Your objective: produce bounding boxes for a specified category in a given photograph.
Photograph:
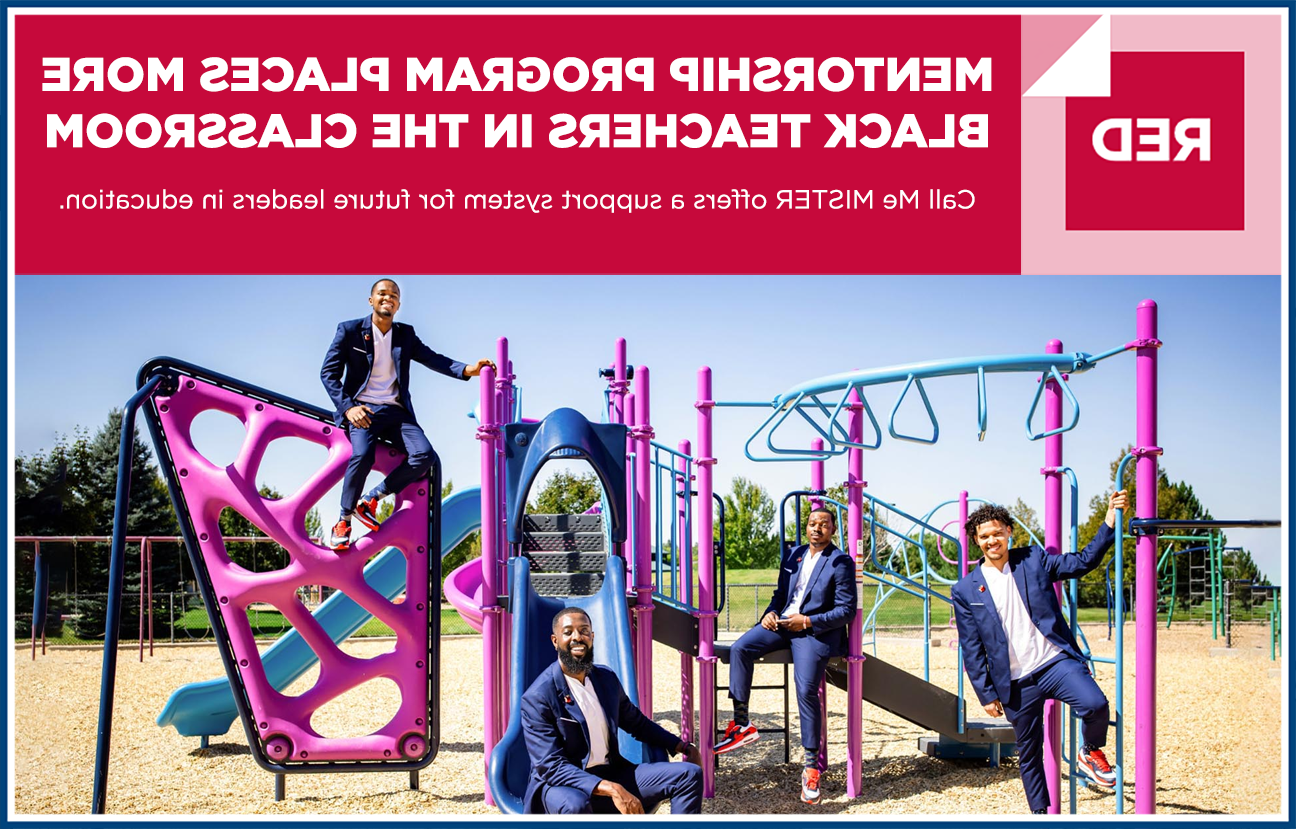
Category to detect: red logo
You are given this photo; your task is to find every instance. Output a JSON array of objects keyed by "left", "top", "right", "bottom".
[{"left": 1065, "top": 52, "right": 1243, "bottom": 230}]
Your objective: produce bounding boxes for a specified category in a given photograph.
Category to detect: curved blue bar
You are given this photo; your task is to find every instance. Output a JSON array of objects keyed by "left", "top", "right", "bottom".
[
  {"left": 1025, "top": 365, "right": 1082, "bottom": 441},
  {"left": 504, "top": 408, "right": 629, "bottom": 544},
  {"left": 976, "top": 366, "right": 988, "bottom": 441},
  {"left": 887, "top": 375, "right": 939, "bottom": 445},
  {"left": 773, "top": 352, "right": 1096, "bottom": 407}
]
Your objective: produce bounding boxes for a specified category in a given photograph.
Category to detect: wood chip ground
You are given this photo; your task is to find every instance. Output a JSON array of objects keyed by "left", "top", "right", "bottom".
[{"left": 13, "top": 624, "right": 1282, "bottom": 816}]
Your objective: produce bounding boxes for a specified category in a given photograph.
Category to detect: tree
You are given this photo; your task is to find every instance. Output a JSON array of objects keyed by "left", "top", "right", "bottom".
[
  {"left": 722, "top": 477, "right": 778, "bottom": 569},
  {"left": 1074, "top": 447, "right": 1269, "bottom": 608},
  {"left": 14, "top": 432, "right": 97, "bottom": 637},
  {"left": 63, "top": 410, "right": 179, "bottom": 638},
  {"left": 529, "top": 469, "right": 603, "bottom": 515},
  {"left": 1008, "top": 497, "right": 1044, "bottom": 550},
  {"left": 218, "top": 485, "right": 289, "bottom": 573}
]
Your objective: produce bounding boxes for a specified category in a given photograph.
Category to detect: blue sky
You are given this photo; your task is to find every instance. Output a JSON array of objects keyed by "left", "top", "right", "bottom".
[{"left": 12, "top": 275, "right": 1285, "bottom": 580}]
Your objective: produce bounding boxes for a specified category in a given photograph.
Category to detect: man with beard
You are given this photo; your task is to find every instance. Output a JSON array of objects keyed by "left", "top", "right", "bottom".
[
  {"left": 519, "top": 608, "right": 703, "bottom": 814},
  {"left": 320, "top": 279, "right": 494, "bottom": 551}
]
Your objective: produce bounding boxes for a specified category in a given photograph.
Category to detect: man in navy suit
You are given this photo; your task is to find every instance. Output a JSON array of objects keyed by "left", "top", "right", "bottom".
[
  {"left": 952, "top": 490, "right": 1129, "bottom": 813},
  {"left": 715, "top": 507, "right": 857, "bottom": 805},
  {"left": 320, "top": 279, "right": 494, "bottom": 550},
  {"left": 520, "top": 608, "right": 703, "bottom": 814}
]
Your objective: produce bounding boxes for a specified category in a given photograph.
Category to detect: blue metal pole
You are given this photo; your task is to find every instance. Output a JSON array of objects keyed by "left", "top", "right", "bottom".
[{"left": 92, "top": 374, "right": 164, "bottom": 814}]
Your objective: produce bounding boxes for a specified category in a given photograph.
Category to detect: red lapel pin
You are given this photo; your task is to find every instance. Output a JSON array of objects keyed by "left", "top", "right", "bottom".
[{"left": 978, "top": 585, "right": 986, "bottom": 593}]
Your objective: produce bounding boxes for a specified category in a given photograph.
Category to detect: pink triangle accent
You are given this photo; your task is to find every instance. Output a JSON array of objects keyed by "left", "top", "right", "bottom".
[{"left": 1021, "top": 15, "right": 1103, "bottom": 95}]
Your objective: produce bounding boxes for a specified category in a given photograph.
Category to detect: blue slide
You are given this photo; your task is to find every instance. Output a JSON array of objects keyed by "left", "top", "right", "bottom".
[
  {"left": 486, "top": 555, "right": 664, "bottom": 813},
  {"left": 156, "top": 487, "right": 483, "bottom": 738}
]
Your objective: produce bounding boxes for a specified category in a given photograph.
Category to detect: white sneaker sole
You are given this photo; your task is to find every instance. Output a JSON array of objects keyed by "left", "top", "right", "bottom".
[
  {"left": 714, "top": 731, "right": 760, "bottom": 755},
  {"left": 801, "top": 783, "right": 821, "bottom": 804},
  {"left": 1078, "top": 763, "right": 1117, "bottom": 788}
]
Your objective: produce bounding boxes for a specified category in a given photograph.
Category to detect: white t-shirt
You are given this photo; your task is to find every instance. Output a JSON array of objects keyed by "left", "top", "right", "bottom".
[
  {"left": 980, "top": 561, "right": 1062, "bottom": 680},
  {"left": 356, "top": 324, "right": 401, "bottom": 406},
  {"left": 782, "top": 548, "right": 823, "bottom": 618},
  {"left": 564, "top": 672, "right": 611, "bottom": 767}
]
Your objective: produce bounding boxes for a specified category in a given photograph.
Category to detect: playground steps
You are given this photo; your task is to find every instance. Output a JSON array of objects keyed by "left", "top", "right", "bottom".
[
  {"left": 523, "top": 514, "right": 607, "bottom": 597},
  {"left": 825, "top": 653, "right": 1015, "bottom": 746}
]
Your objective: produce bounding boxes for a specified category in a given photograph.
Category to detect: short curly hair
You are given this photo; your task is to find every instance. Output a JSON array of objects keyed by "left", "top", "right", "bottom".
[{"left": 965, "top": 503, "right": 1015, "bottom": 540}]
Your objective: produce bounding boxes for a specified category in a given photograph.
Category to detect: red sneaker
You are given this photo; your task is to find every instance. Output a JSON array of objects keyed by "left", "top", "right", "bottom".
[
  {"left": 801, "top": 767, "right": 822, "bottom": 804},
  {"left": 328, "top": 520, "right": 351, "bottom": 551},
  {"left": 714, "top": 720, "right": 759, "bottom": 755},
  {"left": 1078, "top": 748, "right": 1117, "bottom": 788},
  {"left": 354, "top": 497, "right": 382, "bottom": 531}
]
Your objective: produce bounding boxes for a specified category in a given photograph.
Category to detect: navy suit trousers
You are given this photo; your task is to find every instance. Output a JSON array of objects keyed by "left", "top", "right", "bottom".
[
  {"left": 728, "top": 625, "right": 830, "bottom": 751},
  {"left": 540, "top": 761, "right": 702, "bottom": 814},
  {"left": 1002, "top": 654, "right": 1111, "bottom": 811},
  {"left": 341, "top": 404, "right": 434, "bottom": 513}
]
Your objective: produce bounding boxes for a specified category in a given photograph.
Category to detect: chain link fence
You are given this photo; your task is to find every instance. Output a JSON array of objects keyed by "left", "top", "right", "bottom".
[
  {"left": 20, "top": 583, "right": 1273, "bottom": 648},
  {"left": 17, "top": 591, "right": 476, "bottom": 646}
]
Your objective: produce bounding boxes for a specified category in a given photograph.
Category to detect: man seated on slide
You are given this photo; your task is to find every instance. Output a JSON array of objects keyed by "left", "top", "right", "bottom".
[
  {"left": 714, "top": 507, "right": 857, "bottom": 805},
  {"left": 951, "top": 490, "right": 1129, "bottom": 814},
  {"left": 520, "top": 608, "right": 703, "bottom": 814}
]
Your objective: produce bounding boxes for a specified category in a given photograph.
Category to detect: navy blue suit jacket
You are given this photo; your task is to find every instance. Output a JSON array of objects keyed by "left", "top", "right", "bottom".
[
  {"left": 764, "top": 542, "right": 858, "bottom": 657},
  {"left": 520, "top": 661, "right": 679, "bottom": 814},
  {"left": 320, "top": 316, "right": 467, "bottom": 426},
  {"left": 951, "top": 522, "right": 1116, "bottom": 707}
]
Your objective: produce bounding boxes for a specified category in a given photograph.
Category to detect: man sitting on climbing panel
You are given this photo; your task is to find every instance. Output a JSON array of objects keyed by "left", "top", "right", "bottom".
[
  {"left": 714, "top": 507, "right": 857, "bottom": 805},
  {"left": 520, "top": 607, "right": 703, "bottom": 814},
  {"left": 951, "top": 490, "right": 1128, "bottom": 814},
  {"left": 320, "top": 278, "right": 494, "bottom": 551}
]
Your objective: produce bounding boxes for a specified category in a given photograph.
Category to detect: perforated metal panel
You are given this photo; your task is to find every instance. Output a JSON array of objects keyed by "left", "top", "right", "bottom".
[
  {"left": 524, "top": 514, "right": 604, "bottom": 533},
  {"left": 522, "top": 532, "right": 604, "bottom": 552},
  {"left": 530, "top": 573, "right": 604, "bottom": 597},
  {"left": 526, "top": 552, "right": 608, "bottom": 573}
]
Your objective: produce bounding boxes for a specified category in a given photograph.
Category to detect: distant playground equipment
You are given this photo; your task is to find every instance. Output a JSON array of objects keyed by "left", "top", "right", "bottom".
[
  {"left": 1100, "top": 528, "right": 1281, "bottom": 657},
  {"left": 80, "top": 301, "right": 1281, "bottom": 816}
]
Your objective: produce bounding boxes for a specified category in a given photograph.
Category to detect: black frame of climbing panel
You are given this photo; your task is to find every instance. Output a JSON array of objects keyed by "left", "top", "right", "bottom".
[{"left": 135, "top": 357, "right": 441, "bottom": 778}]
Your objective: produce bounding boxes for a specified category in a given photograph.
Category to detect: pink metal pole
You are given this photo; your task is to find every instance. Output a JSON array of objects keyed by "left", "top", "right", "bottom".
[
  {"left": 1135, "top": 300, "right": 1160, "bottom": 814},
  {"left": 31, "top": 541, "right": 39, "bottom": 660},
  {"left": 810, "top": 439, "right": 825, "bottom": 509},
  {"left": 959, "top": 491, "right": 969, "bottom": 578},
  {"left": 476, "top": 364, "right": 500, "bottom": 806},
  {"left": 845, "top": 390, "right": 865, "bottom": 797},
  {"left": 633, "top": 366, "right": 654, "bottom": 715},
  {"left": 139, "top": 540, "right": 146, "bottom": 663},
  {"left": 677, "top": 438, "right": 694, "bottom": 744},
  {"left": 696, "top": 368, "right": 718, "bottom": 797},
  {"left": 810, "top": 438, "right": 828, "bottom": 771},
  {"left": 496, "top": 341, "right": 512, "bottom": 737},
  {"left": 612, "top": 338, "right": 628, "bottom": 425},
  {"left": 1043, "top": 339, "right": 1064, "bottom": 813},
  {"left": 626, "top": 389, "right": 637, "bottom": 570},
  {"left": 147, "top": 539, "right": 154, "bottom": 657}
]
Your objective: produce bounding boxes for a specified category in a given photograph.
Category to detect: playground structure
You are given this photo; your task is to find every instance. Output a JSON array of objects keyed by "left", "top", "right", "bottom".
[{"left": 79, "top": 299, "right": 1283, "bottom": 816}]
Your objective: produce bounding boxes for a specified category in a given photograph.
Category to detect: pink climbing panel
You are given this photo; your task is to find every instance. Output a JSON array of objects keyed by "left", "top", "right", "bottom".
[{"left": 154, "top": 376, "right": 431, "bottom": 763}]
